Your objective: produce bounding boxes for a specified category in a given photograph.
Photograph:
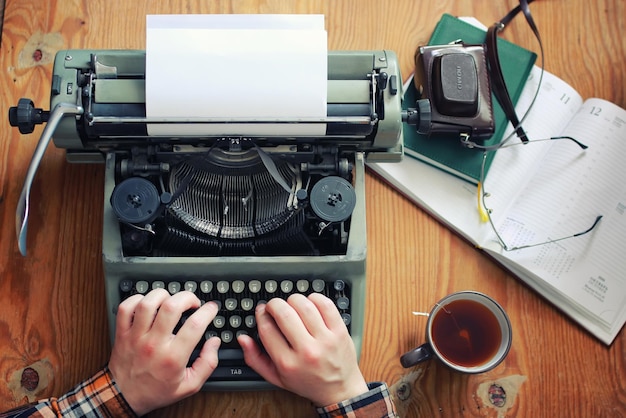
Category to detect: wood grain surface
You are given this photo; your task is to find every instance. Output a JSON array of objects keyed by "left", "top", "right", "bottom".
[{"left": 0, "top": 0, "right": 624, "bottom": 417}]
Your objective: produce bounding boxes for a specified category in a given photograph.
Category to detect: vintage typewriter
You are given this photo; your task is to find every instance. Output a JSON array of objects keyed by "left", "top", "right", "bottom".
[{"left": 9, "top": 48, "right": 403, "bottom": 389}]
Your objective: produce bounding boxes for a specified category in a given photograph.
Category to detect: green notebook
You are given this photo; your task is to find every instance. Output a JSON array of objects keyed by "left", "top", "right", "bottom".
[{"left": 402, "top": 14, "right": 537, "bottom": 183}]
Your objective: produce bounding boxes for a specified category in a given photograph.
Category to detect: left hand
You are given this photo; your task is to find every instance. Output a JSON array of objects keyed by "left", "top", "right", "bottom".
[{"left": 109, "top": 289, "right": 221, "bottom": 416}]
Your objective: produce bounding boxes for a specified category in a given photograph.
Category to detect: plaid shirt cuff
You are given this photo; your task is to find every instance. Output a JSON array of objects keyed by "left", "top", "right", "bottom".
[
  {"left": 316, "top": 382, "right": 398, "bottom": 418},
  {"left": 52, "top": 366, "right": 138, "bottom": 417},
  {"left": 8, "top": 367, "right": 139, "bottom": 418}
]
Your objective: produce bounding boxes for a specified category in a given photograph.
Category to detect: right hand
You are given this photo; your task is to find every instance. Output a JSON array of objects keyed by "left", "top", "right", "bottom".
[{"left": 237, "top": 293, "right": 369, "bottom": 407}]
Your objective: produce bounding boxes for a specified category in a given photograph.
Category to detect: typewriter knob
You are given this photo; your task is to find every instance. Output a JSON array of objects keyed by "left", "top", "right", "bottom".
[
  {"left": 296, "top": 188, "right": 308, "bottom": 202},
  {"left": 310, "top": 176, "right": 356, "bottom": 223},
  {"left": 8, "top": 98, "right": 49, "bottom": 134},
  {"left": 402, "top": 98, "right": 432, "bottom": 135}
]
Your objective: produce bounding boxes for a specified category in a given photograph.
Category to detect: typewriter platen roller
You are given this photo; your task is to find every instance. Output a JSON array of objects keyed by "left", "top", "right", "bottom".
[{"left": 9, "top": 49, "right": 404, "bottom": 390}]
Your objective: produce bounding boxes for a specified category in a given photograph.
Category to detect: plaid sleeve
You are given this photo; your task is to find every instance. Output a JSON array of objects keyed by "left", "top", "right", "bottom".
[
  {"left": 316, "top": 382, "right": 398, "bottom": 418},
  {"left": 0, "top": 367, "right": 138, "bottom": 418}
]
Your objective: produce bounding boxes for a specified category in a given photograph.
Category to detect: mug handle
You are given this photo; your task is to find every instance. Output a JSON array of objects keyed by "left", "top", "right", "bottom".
[{"left": 400, "top": 343, "right": 434, "bottom": 368}]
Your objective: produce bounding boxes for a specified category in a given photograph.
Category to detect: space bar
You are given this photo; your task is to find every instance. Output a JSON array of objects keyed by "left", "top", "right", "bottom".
[
  {"left": 190, "top": 348, "right": 245, "bottom": 364},
  {"left": 208, "top": 366, "right": 263, "bottom": 381}
]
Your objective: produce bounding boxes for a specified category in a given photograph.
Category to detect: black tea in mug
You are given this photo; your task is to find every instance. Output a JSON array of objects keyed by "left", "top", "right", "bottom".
[
  {"left": 431, "top": 299, "right": 502, "bottom": 368},
  {"left": 401, "top": 291, "right": 512, "bottom": 373}
]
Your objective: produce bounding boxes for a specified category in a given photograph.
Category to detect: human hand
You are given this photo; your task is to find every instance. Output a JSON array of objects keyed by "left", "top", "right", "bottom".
[
  {"left": 237, "top": 293, "right": 369, "bottom": 407},
  {"left": 109, "top": 289, "right": 221, "bottom": 416}
]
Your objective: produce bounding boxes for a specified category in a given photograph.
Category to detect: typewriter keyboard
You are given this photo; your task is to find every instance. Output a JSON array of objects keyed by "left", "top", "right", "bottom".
[{"left": 118, "top": 278, "right": 352, "bottom": 383}]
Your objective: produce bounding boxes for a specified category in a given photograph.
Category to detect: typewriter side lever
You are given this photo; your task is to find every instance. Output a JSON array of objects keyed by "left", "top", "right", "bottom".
[{"left": 9, "top": 100, "right": 84, "bottom": 255}]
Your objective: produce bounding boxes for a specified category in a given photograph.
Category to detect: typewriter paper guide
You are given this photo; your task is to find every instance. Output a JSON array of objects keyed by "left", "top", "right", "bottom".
[{"left": 145, "top": 14, "right": 328, "bottom": 137}]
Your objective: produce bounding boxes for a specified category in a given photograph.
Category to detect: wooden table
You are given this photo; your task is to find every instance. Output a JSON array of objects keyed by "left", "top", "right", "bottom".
[{"left": 1, "top": 1, "right": 624, "bottom": 416}]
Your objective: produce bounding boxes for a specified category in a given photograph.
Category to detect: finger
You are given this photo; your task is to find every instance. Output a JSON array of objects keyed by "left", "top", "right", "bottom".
[
  {"left": 254, "top": 302, "right": 292, "bottom": 357},
  {"left": 308, "top": 292, "right": 347, "bottom": 333},
  {"left": 130, "top": 288, "right": 171, "bottom": 335},
  {"left": 150, "top": 291, "right": 202, "bottom": 337},
  {"left": 174, "top": 301, "right": 219, "bottom": 357},
  {"left": 238, "top": 333, "right": 283, "bottom": 388},
  {"left": 186, "top": 336, "right": 221, "bottom": 392},
  {"left": 264, "top": 298, "right": 312, "bottom": 349},
  {"left": 286, "top": 293, "right": 329, "bottom": 337},
  {"left": 115, "top": 294, "right": 144, "bottom": 335}
]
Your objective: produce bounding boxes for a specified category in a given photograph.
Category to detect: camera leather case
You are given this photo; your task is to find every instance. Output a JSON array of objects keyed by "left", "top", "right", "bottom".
[{"left": 414, "top": 43, "right": 495, "bottom": 140}]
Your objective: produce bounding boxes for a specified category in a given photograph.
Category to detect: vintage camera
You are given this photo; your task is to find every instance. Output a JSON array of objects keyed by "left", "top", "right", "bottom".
[{"left": 403, "top": 42, "right": 495, "bottom": 142}]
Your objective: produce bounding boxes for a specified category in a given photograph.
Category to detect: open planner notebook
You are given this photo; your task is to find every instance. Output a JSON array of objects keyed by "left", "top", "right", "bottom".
[{"left": 369, "top": 65, "right": 626, "bottom": 345}]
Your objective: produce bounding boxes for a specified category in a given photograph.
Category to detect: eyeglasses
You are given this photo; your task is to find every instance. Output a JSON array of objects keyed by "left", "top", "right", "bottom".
[{"left": 478, "top": 137, "right": 603, "bottom": 251}]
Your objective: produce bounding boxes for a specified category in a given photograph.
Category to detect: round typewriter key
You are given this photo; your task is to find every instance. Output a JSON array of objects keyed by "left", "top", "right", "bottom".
[
  {"left": 232, "top": 280, "right": 245, "bottom": 293},
  {"left": 336, "top": 297, "right": 350, "bottom": 310},
  {"left": 296, "top": 280, "right": 309, "bottom": 293},
  {"left": 200, "top": 280, "right": 213, "bottom": 294},
  {"left": 217, "top": 281, "right": 229, "bottom": 293},
  {"left": 225, "top": 298, "right": 238, "bottom": 311},
  {"left": 265, "top": 280, "right": 278, "bottom": 293},
  {"left": 135, "top": 280, "right": 149, "bottom": 294},
  {"left": 221, "top": 331, "right": 234, "bottom": 343},
  {"left": 249, "top": 280, "right": 262, "bottom": 293},
  {"left": 280, "top": 280, "right": 294, "bottom": 293},
  {"left": 245, "top": 315, "right": 256, "bottom": 328},
  {"left": 230, "top": 315, "right": 242, "bottom": 328},
  {"left": 213, "top": 316, "right": 226, "bottom": 329},
  {"left": 110, "top": 177, "right": 160, "bottom": 224},
  {"left": 119, "top": 279, "right": 133, "bottom": 293},
  {"left": 241, "top": 298, "right": 254, "bottom": 311},
  {"left": 168, "top": 281, "right": 181, "bottom": 294},
  {"left": 312, "top": 279, "right": 326, "bottom": 292},
  {"left": 310, "top": 176, "right": 356, "bottom": 222}
]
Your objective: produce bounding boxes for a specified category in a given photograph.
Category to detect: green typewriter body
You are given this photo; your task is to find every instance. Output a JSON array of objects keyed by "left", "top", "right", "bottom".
[{"left": 11, "top": 48, "right": 404, "bottom": 390}]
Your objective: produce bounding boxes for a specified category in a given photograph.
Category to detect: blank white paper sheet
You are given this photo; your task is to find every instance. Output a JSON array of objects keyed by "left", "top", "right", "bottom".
[{"left": 145, "top": 14, "right": 328, "bottom": 137}]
